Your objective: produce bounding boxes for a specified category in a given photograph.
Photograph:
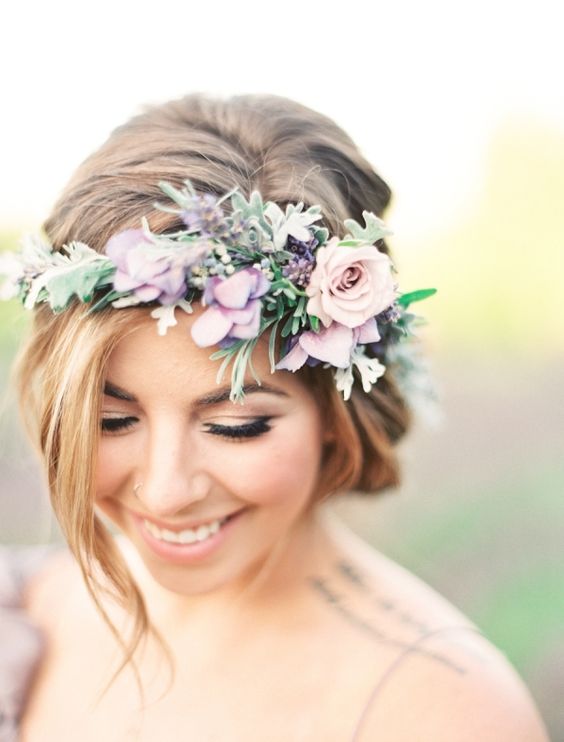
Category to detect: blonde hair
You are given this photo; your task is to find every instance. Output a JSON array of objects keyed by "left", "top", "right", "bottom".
[{"left": 15, "top": 92, "right": 410, "bottom": 696}]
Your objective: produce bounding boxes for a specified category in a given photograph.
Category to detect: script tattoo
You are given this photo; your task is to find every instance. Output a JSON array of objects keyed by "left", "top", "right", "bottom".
[
  {"left": 307, "top": 570, "right": 466, "bottom": 675},
  {"left": 336, "top": 559, "right": 432, "bottom": 635}
]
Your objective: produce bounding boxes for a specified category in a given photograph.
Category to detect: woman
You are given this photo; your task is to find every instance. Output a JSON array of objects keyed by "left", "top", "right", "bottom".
[{"left": 0, "top": 93, "right": 548, "bottom": 741}]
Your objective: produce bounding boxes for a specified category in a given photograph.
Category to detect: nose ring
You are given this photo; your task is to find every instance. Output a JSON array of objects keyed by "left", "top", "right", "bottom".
[{"left": 133, "top": 482, "right": 143, "bottom": 498}]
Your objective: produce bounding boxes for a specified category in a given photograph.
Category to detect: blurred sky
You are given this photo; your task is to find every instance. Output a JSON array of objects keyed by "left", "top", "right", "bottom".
[{"left": 2, "top": 0, "right": 563, "bottom": 239}]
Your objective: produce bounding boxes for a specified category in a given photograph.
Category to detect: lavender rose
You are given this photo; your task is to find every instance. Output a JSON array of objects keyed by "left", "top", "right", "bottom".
[
  {"left": 306, "top": 237, "right": 397, "bottom": 328},
  {"left": 191, "top": 267, "right": 270, "bottom": 347},
  {"left": 276, "top": 317, "right": 381, "bottom": 372},
  {"left": 106, "top": 229, "right": 188, "bottom": 305}
]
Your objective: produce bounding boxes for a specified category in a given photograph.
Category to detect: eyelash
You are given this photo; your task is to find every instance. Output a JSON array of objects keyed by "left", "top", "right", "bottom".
[
  {"left": 100, "top": 416, "right": 137, "bottom": 434},
  {"left": 100, "top": 416, "right": 272, "bottom": 440},
  {"left": 204, "top": 417, "right": 272, "bottom": 440}
]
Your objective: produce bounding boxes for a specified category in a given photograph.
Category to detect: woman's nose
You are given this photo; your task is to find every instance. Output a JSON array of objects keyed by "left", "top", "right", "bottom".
[{"left": 134, "top": 426, "right": 212, "bottom": 517}]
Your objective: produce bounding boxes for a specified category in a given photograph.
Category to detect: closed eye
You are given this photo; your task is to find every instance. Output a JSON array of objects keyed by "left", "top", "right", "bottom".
[
  {"left": 203, "top": 417, "right": 272, "bottom": 440},
  {"left": 100, "top": 416, "right": 138, "bottom": 434},
  {"left": 100, "top": 416, "right": 273, "bottom": 438}
]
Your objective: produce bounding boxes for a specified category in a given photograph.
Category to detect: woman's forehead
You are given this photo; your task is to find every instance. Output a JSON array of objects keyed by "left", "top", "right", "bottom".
[{"left": 103, "top": 309, "right": 305, "bottom": 405}]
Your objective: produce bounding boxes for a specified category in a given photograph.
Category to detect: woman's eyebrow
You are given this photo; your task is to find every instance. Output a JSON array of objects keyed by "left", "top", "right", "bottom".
[
  {"left": 103, "top": 381, "right": 137, "bottom": 402},
  {"left": 195, "top": 383, "right": 289, "bottom": 407}
]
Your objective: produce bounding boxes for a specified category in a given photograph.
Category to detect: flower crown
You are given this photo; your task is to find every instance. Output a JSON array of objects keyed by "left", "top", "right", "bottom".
[{"left": 0, "top": 179, "right": 436, "bottom": 403}]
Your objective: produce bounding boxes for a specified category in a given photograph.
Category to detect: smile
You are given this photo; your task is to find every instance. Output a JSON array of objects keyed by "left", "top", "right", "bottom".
[{"left": 142, "top": 516, "right": 229, "bottom": 545}]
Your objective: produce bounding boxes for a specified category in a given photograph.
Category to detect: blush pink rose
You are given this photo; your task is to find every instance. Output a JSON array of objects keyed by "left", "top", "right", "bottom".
[{"left": 306, "top": 238, "right": 396, "bottom": 328}]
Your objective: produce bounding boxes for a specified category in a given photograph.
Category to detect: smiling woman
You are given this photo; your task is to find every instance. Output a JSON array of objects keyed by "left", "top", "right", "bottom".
[
  {"left": 95, "top": 311, "right": 326, "bottom": 596},
  {"left": 0, "top": 92, "right": 548, "bottom": 741}
]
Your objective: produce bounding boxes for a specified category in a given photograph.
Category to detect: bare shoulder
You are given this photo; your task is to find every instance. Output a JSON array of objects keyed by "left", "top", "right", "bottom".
[
  {"left": 318, "top": 511, "right": 549, "bottom": 741},
  {"left": 357, "top": 628, "right": 551, "bottom": 742}
]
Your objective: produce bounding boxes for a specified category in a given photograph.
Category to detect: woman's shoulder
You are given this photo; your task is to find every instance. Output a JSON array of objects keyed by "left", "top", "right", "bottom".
[{"left": 320, "top": 512, "right": 549, "bottom": 741}]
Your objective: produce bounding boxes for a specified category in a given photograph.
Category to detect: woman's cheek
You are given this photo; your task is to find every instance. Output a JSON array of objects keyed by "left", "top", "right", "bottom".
[
  {"left": 95, "top": 441, "right": 130, "bottom": 499},
  {"left": 217, "top": 435, "right": 320, "bottom": 507}
]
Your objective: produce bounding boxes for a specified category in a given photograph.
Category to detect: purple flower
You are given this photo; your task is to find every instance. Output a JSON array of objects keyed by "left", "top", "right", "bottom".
[
  {"left": 191, "top": 267, "right": 271, "bottom": 347},
  {"left": 106, "top": 229, "right": 189, "bottom": 305},
  {"left": 282, "top": 234, "right": 317, "bottom": 288},
  {"left": 180, "top": 193, "right": 248, "bottom": 245},
  {"left": 181, "top": 193, "right": 225, "bottom": 236},
  {"left": 276, "top": 318, "right": 381, "bottom": 372}
]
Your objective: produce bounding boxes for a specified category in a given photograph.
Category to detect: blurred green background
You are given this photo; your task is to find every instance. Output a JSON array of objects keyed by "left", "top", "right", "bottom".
[{"left": 1, "top": 115, "right": 562, "bottom": 736}]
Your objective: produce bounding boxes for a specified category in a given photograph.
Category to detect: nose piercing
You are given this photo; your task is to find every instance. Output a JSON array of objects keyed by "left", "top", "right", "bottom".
[{"left": 133, "top": 482, "right": 143, "bottom": 498}]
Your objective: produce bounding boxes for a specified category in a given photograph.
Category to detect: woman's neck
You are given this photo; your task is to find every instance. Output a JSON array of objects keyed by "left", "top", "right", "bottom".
[{"left": 114, "top": 505, "right": 334, "bottom": 642}]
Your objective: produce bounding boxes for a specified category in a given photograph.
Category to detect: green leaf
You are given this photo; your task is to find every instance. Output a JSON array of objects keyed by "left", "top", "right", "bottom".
[
  {"left": 46, "top": 264, "right": 114, "bottom": 312},
  {"left": 275, "top": 295, "right": 286, "bottom": 321},
  {"left": 281, "top": 313, "right": 295, "bottom": 338},
  {"left": 158, "top": 181, "right": 189, "bottom": 207},
  {"left": 230, "top": 337, "right": 260, "bottom": 401},
  {"left": 397, "top": 288, "right": 437, "bottom": 308},
  {"left": 293, "top": 296, "right": 306, "bottom": 318},
  {"left": 343, "top": 211, "right": 392, "bottom": 243},
  {"left": 337, "top": 239, "right": 366, "bottom": 248},
  {"left": 210, "top": 340, "right": 244, "bottom": 361},
  {"left": 246, "top": 346, "right": 261, "bottom": 386},
  {"left": 313, "top": 226, "right": 329, "bottom": 244},
  {"left": 215, "top": 349, "right": 237, "bottom": 385},
  {"left": 268, "top": 320, "right": 280, "bottom": 372},
  {"left": 309, "top": 315, "right": 320, "bottom": 332},
  {"left": 230, "top": 191, "right": 272, "bottom": 238},
  {"left": 87, "top": 289, "right": 125, "bottom": 313}
]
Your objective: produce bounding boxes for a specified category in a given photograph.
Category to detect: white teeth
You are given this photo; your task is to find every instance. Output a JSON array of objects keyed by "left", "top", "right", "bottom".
[
  {"left": 143, "top": 516, "right": 226, "bottom": 545},
  {"left": 179, "top": 529, "right": 198, "bottom": 545}
]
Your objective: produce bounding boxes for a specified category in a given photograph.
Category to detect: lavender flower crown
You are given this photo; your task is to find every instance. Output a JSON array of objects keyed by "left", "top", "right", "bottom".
[{"left": 0, "top": 179, "right": 436, "bottom": 403}]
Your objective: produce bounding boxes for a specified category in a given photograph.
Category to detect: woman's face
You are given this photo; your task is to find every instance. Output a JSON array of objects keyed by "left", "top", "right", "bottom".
[{"left": 95, "top": 309, "right": 326, "bottom": 597}]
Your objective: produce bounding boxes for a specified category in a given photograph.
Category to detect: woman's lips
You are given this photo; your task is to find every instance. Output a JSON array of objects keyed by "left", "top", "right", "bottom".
[
  {"left": 130, "top": 508, "right": 247, "bottom": 565},
  {"left": 128, "top": 506, "right": 244, "bottom": 533}
]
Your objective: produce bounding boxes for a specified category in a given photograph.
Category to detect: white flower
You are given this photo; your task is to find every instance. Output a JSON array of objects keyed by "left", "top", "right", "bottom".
[
  {"left": 112, "top": 295, "right": 143, "bottom": 308},
  {"left": 150, "top": 299, "right": 193, "bottom": 336},
  {"left": 334, "top": 346, "right": 386, "bottom": 400},
  {"left": 264, "top": 202, "right": 322, "bottom": 250}
]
